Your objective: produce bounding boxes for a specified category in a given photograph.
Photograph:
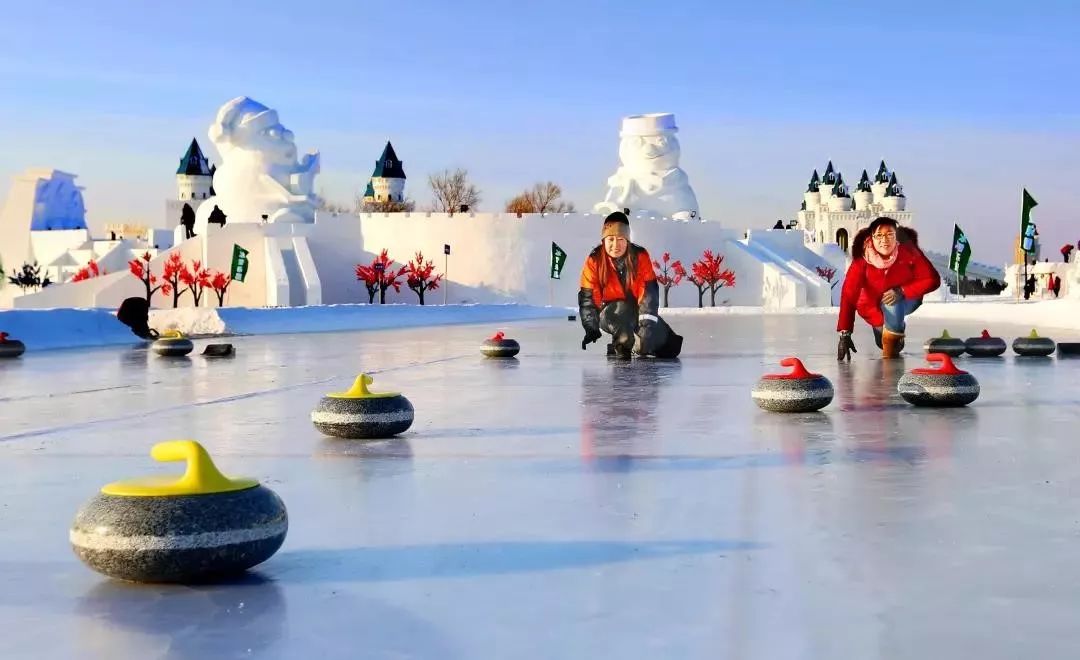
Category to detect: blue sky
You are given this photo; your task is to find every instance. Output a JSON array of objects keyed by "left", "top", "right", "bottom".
[{"left": 1, "top": 0, "right": 1078, "bottom": 264}]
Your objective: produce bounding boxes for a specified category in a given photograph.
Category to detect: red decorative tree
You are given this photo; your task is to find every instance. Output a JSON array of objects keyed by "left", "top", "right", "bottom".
[
  {"left": 815, "top": 265, "right": 838, "bottom": 289},
  {"left": 691, "top": 250, "right": 736, "bottom": 307},
  {"left": 180, "top": 260, "right": 212, "bottom": 306},
  {"left": 210, "top": 270, "right": 232, "bottom": 306},
  {"left": 355, "top": 250, "right": 406, "bottom": 304},
  {"left": 653, "top": 252, "right": 687, "bottom": 307},
  {"left": 404, "top": 251, "right": 443, "bottom": 305},
  {"left": 160, "top": 253, "right": 191, "bottom": 308},
  {"left": 71, "top": 259, "right": 105, "bottom": 282},
  {"left": 128, "top": 252, "right": 171, "bottom": 306}
]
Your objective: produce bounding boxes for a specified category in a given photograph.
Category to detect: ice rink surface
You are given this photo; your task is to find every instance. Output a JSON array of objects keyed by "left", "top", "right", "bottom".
[{"left": 2, "top": 313, "right": 1079, "bottom": 659}]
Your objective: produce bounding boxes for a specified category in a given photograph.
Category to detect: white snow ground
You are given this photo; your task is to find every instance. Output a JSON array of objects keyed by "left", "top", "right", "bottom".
[{"left": 1, "top": 312, "right": 1080, "bottom": 658}]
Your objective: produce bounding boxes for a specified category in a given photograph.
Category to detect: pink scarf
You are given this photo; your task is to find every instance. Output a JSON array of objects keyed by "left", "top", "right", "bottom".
[{"left": 862, "top": 238, "right": 898, "bottom": 270}]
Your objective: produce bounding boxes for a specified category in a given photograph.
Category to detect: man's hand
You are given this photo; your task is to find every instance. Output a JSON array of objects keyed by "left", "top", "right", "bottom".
[
  {"left": 837, "top": 331, "right": 857, "bottom": 361},
  {"left": 881, "top": 287, "right": 903, "bottom": 306},
  {"left": 581, "top": 328, "right": 602, "bottom": 350}
]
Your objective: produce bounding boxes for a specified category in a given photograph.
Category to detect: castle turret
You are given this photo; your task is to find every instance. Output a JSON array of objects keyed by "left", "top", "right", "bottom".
[
  {"left": 827, "top": 172, "right": 852, "bottom": 211},
  {"left": 367, "top": 141, "right": 406, "bottom": 203},
  {"left": 821, "top": 161, "right": 837, "bottom": 187},
  {"left": 872, "top": 159, "right": 890, "bottom": 202},
  {"left": 881, "top": 172, "right": 906, "bottom": 211},
  {"left": 853, "top": 169, "right": 873, "bottom": 209},
  {"left": 176, "top": 138, "right": 213, "bottom": 201},
  {"left": 803, "top": 169, "right": 821, "bottom": 210}
]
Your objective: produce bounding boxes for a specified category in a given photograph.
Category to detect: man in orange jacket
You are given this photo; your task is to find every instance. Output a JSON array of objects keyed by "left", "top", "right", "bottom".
[{"left": 578, "top": 211, "right": 683, "bottom": 358}]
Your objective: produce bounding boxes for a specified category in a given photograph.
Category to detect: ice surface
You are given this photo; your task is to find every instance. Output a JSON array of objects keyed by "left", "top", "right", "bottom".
[{"left": 1, "top": 313, "right": 1079, "bottom": 659}]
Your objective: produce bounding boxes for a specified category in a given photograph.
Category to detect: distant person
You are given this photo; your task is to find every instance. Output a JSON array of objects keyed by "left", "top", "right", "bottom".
[
  {"left": 837, "top": 217, "right": 940, "bottom": 360},
  {"left": 1052, "top": 274, "right": 1061, "bottom": 298},
  {"left": 180, "top": 203, "right": 196, "bottom": 239},
  {"left": 578, "top": 211, "right": 683, "bottom": 359},
  {"left": 116, "top": 297, "right": 159, "bottom": 340}
]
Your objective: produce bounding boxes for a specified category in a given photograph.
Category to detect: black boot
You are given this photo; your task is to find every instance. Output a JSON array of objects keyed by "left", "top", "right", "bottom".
[{"left": 873, "top": 326, "right": 883, "bottom": 349}]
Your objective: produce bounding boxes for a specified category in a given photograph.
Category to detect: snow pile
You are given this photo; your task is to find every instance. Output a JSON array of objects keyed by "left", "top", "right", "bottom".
[
  {"left": 149, "top": 304, "right": 572, "bottom": 338},
  {"left": 0, "top": 308, "right": 137, "bottom": 350}
]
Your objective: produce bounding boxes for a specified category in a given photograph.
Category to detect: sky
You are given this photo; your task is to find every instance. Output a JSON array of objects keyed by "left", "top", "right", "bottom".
[{"left": 1, "top": 0, "right": 1079, "bottom": 265}]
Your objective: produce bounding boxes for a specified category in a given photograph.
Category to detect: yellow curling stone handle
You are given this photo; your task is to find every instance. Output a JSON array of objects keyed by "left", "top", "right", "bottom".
[
  {"left": 160, "top": 329, "right": 185, "bottom": 339},
  {"left": 326, "top": 373, "right": 398, "bottom": 399},
  {"left": 101, "top": 440, "right": 258, "bottom": 496}
]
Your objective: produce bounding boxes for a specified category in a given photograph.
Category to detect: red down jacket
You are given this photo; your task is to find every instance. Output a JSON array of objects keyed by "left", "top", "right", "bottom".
[{"left": 837, "top": 226, "right": 940, "bottom": 332}]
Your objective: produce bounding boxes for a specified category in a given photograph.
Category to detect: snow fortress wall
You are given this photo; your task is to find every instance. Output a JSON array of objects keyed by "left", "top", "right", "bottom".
[{"left": 10, "top": 212, "right": 837, "bottom": 310}]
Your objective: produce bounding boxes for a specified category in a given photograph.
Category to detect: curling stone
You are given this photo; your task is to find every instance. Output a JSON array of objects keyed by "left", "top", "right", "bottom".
[
  {"left": 311, "top": 373, "right": 414, "bottom": 439},
  {"left": 0, "top": 332, "right": 25, "bottom": 358},
  {"left": 897, "top": 353, "right": 979, "bottom": 407},
  {"left": 1056, "top": 342, "right": 1080, "bottom": 357},
  {"left": 481, "top": 331, "right": 520, "bottom": 358},
  {"left": 70, "top": 440, "right": 287, "bottom": 583},
  {"left": 965, "top": 329, "right": 1007, "bottom": 357},
  {"left": 1013, "top": 329, "right": 1056, "bottom": 356},
  {"left": 752, "top": 357, "right": 833, "bottom": 413},
  {"left": 202, "top": 343, "right": 234, "bottom": 358},
  {"left": 151, "top": 330, "right": 194, "bottom": 357},
  {"left": 923, "top": 329, "right": 966, "bottom": 357}
]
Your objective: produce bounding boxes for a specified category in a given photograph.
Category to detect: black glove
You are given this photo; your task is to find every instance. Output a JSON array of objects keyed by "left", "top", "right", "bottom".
[
  {"left": 837, "top": 331, "right": 856, "bottom": 361},
  {"left": 582, "top": 328, "right": 602, "bottom": 350}
]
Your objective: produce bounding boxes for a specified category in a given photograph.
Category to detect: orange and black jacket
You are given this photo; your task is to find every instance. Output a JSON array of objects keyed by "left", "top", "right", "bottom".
[{"left": 578, "top": 243, "right": 660, "bottom": 333}]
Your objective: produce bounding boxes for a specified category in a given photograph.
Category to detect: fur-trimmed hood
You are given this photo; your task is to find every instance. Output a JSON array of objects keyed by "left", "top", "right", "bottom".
[{"left": 851, "top": 225, "right": 920, "bottom": 260}]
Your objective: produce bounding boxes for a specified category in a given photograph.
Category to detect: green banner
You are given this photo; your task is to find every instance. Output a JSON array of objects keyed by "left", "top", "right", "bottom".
[
  {"left": 550, "top": 242, "right": 567, "bottom": 279},
  {"left": 949, "top": 224, "right": 971, "bottom": 277},
  {"left": 1021, "top": 189, "right": 1038, "bottom": 254},
  {"left": 230, "top": 244, "right": 250, "bottom": 282}
]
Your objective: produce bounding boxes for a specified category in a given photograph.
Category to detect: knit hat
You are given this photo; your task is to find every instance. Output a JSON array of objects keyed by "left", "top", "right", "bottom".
[{"left": 602, "top": 211, "right": 630, "bottom": 239}]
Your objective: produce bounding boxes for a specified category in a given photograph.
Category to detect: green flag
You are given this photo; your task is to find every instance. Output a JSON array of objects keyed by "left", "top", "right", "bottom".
[
  {"left": 1021, "top": 189, "right": 1038, "bottom": 254},
  {"left": 949, "top": 224, "right": 972, "bottom": 277},
  {"left": 550, "top": 242, "right": 567, "bottom": 279},
  {"left": 230, "top": 244, "right": 250, "bottom": 282}
]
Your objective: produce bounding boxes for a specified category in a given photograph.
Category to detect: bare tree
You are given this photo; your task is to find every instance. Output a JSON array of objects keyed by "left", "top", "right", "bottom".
[
  {"left": 505, "top": 181, "right": 575, "bottom": 214},
  {"left": 358, "top": 197, "right": 416, "bottom": 213},
  {"left": 428, "top": 168, "right": 481, "bottom": 215}
]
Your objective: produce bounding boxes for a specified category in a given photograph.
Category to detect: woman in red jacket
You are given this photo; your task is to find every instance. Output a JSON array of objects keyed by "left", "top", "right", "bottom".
[{"left": 837, "top": 216, "right": 940, "bottom": 359}]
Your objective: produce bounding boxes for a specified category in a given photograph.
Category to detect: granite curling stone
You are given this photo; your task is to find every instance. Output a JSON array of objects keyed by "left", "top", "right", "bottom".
[
  {"left": 923, "top": 329, "right": 966, "bottom": 357},
  {"left": 152, "top": 330, "right": 194, "bottom": 357},
  {"left": 481, "top": 331, "right": 520, "bottom": 358},
  {"left": 202, "top": 343, "right": 235, "bottom": 358},
  {"left": 964, "top": 329, "right": 1007, "bottom": 357},
  {"left": 752, "top": 357, "right": 834, "bottom": 413},
  {"left": 1056, "top": 342, "right": 1080, "bottom": 357},
  {"left": 311, "top": 373, "right": 414, "bottom": 439},
  {"left": 0, "top": 332, "right": 25, "bottom": 358},
  {"left": 1012, "top": 329, "right": 1056, "bottom": 357},
  {"left": 897, "top": 352, "right": 979, "bottom": 407},
  {"left": 70, "top": 440, "right": 287, "bottom": 583}
]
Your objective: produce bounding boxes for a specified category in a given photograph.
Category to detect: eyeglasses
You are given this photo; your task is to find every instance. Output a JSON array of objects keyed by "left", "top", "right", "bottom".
[{"left": 872, "top": 232, "right": 896, "bottom": 240}]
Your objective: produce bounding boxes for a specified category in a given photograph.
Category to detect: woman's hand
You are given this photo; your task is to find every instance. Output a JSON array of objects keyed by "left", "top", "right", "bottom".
[{"left": 881, "top": 287, "right": 903, "bottom": 305}]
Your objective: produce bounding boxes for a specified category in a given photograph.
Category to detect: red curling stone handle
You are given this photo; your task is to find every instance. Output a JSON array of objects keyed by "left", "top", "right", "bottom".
[
  {"left": 0, "top": 332, "right": 8, "bottom": 343},
  {"left": 490, "top": 331, "right": 505, "bottom": 341},
  {"left": 762, "top": 356, "right": 819, "bottom": 380},
  {"left": 912, "top": 352, "right": 967, "bottom": 376}
]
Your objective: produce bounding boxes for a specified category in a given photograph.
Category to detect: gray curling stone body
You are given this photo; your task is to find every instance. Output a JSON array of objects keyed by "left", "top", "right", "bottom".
[
  {"left": 897, "top": 356, "right": 980, "bottom": 407},
  {"left": 1013, "top": 332, "right": 1056, "bottom": 356},
  {"left": 0, "top": 338, "right": 25, "bottom": 358},
  {"left": 923, "top": 331, "right": 966, "bottom": 357},
  {"left": 964, "top": 332, "right": 1006, "bottom": 357},
  {"left": 481, "top": 336, "right": 520, "bottom": 358},
  {"left": 71, "top": 486, "right": 287, "bottom": 583},
  {"left": 752, "top": 359, "right": 833, "bottom": 413},
  {"left": 311, "top": 374, "right": 414, "bottom": 439},
  {"left": 152, "top": 334, "right": 194, "bottom": 357}
]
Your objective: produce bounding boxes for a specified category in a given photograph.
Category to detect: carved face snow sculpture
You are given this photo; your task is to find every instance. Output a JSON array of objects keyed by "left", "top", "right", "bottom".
[
  {"left": 594, "top": 113, "right": 701, "bottom": 221},
  {"left": 194, "top": 96, "right": 320, "bottom": 234}
]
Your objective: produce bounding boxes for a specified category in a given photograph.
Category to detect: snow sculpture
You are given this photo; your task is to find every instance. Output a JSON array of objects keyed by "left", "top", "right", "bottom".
[
  {"left": 29, "top": 170, "right": 87, "bottom": 231},
  {"left": 594, "top": 113, "right": 701, "bottom": 221},
  {"left": 194, "top": 96, "right": 320, "bottom": 234}
]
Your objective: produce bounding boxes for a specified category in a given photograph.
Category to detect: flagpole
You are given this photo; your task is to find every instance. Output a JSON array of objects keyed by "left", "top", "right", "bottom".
[{"left": 443, "top": 252, "right": 448, "bottom": 305}]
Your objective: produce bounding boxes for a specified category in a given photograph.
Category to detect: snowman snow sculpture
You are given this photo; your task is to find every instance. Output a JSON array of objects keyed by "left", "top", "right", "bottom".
[{"left": 594, "top": 113, "right": 701, "bottom": 221}]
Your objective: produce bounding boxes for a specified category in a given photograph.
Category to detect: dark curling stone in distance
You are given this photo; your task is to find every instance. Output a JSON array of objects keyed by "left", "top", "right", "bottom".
[
  {"left": 923, "top": 329, "right": 966, "bottom": 357},
  {"left": 0, "top": 332, "right": 25, "bottom": 358},
  {"left": 897, "top": 352, "right": 980, "bottom": 407},
  {"left": 202, "top": 343, "right": 234, "bottom": 358},
  {"left": 152, "top": 330, "right": 194, "bottom": 357},
  {"left": 965, "top": 329, "right": 1006, "bottom": 357},
  {"left": 1013, "top": 329, "right": 1056, "bottom": 357},
  {"left": 70, "top": 440, "right": 287, "bottom": 583},
  {"left": 752, "top": 357, "right": 834, "bottom": 413},
  {"left": 481, "top": 331, "right": 520, "bottom": 358},
  {"left": 311, "top": 373, "right": 414, "bottom": 439},
  {"left": 1056, "top": 342, "right": 1080, "bottom": 358}
]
